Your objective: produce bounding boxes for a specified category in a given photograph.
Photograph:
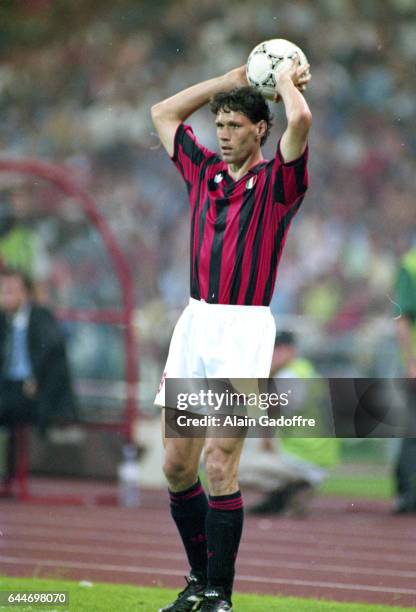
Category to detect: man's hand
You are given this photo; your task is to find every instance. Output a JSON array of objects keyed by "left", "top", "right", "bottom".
[
  {"left": 274, "top": 55, "right": 311, "bottom": 102},
  {"left": 224, "top": 65, "right": 249, "bottom": 89}
]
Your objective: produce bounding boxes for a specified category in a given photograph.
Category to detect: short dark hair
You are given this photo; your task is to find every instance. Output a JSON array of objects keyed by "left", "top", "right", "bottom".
[
  {"left": 0, "top": 265, "right": 33, "bottom": 293},
  {"left": 210, "top": 87, "right": 273, "bottom": 145}
]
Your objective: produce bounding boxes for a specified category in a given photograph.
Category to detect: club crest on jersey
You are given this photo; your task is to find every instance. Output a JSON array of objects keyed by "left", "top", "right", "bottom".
[
  {"left": 214, "top": 172, "right": 224, "bottom": 183},
  {"left": 246, "top": 176, "right": 257, "bottom": 189}
]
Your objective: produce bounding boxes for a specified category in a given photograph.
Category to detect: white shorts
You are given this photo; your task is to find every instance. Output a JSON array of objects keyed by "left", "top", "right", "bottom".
[{"left": 155, "top": 298, "right": 276, "bottom": 406}]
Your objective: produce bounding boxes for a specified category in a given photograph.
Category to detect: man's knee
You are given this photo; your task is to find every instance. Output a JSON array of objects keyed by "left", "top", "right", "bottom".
[
  {"left": 204, "top": 442, "right": 241, "bottom": 491},
  {"left": 163, "top": 457, "right": 196, "bottom": 485},
  {"left": 163, "top": 441, "right": 201, "bottom": 490}
]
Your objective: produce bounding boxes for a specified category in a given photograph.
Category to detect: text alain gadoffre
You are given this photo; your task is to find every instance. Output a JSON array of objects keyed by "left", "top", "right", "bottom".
[
  {"left": 176, "top": 414, "right": 316, "bottom": 428},
  {"left": 174, "top": 389, "right": 316, "bottom": 428}
]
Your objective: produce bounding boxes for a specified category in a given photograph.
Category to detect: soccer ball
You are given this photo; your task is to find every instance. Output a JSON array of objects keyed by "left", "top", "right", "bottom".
[{"left": 246, "top": 39, "right": 309, "bottom": 101}]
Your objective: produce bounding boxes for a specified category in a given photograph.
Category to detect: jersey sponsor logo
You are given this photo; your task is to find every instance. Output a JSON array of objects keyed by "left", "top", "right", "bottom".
[{"left": 214, "top": 172, "right": 224, "bottom": 183}]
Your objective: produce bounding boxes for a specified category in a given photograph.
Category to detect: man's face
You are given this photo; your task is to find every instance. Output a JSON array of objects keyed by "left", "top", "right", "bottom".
[
  {"left": 0, "top": 275, "right": 28, "bottom": 314},
  {"left": 215, "top": 110, "right": 265, "bottom": 165}
]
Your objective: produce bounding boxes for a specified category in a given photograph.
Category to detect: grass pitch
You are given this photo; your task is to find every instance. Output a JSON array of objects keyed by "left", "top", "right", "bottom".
[
  {"left": 320, "top": 473, "right": 391, "bottom": 499},
  {"left": 0, "top": 577, "right": 414, "bottom": 612}
]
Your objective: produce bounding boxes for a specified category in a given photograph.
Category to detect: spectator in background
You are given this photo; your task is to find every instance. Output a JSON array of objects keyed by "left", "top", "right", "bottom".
[
  {"left": 0, "top": 267, "right": 76, "bottom": 492},
  {"left": 0, "top": 191, "right": 35, "bottom": 273},
  {"left": 393, "top": 247, "right": 416, "bottom": 514},
  {"left": 0, "top": 187, "right": 50, "bottom": 302},
  {"left": 240, "top": 331, "right": 339, "bottom": 516}
]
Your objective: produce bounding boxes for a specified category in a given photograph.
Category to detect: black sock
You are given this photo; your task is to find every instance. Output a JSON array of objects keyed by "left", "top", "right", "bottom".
[
  {"left": 169, "top": 478, "right": 208, "bottom": 582},
  {"left": 206, "top": 491, "right": 244, "bottom": 599}
]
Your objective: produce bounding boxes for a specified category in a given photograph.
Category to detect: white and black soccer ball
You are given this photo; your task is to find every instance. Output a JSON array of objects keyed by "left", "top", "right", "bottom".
[{"left": 246, "top": 39, "right": 309, "bottom": 101}]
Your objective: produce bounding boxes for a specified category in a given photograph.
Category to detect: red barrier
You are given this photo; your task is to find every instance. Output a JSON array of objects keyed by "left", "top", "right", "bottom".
[{"left": 0, "top": 158, "right": 139, "bottom": 502}]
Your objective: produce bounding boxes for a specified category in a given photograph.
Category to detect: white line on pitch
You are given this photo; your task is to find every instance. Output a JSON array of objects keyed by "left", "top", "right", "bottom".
[
  {"left": 1, "top": 556, "right": 416, "bottom": 596},
  {"left": 2, "top": 514, "right": 416, "bottom": 545},
  {"left": 1, "top": 541, "right": 416, "bottom": 580},
  {"left": 2, "top": 522, "right": 415, "bottom": 556},
  {"left": 2, "top": 525, "right": 416, "bottom": 566}
]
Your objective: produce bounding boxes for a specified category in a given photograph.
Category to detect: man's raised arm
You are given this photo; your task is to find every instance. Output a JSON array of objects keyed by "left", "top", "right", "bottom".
[
  {"left": 151, "top": 67, "right": 247, "bottom": 157},
  {"left": 274, "top": 56, "right": 312, "bottom": 163}
]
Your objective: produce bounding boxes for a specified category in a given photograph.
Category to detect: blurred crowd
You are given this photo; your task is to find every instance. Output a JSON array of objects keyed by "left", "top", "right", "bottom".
[{"left": 0, "top": 0, "right": 415, "bottom": 388}]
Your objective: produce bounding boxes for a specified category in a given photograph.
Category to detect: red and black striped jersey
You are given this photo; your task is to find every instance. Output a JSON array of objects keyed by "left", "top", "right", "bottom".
[{"left": 172, "top": 123, "right": 308, "bottom": 306}]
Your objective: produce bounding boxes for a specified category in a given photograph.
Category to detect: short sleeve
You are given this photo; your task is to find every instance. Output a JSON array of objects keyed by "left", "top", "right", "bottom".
[
  {"left": 271, "top": 139, "right": 309, "bottom": 207},
  {"left": 171, "top": 123, "right": 216, "bottom": 189}
]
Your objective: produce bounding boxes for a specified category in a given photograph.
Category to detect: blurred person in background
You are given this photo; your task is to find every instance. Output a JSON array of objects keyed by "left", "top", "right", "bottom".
[
  {"left": 240, "top": 331, "right": 340, "bottom": 516},
  {"left": 151, "top": 52, "right": 311, "bottom": 611},
  {"left": 0, "top": 267, "right": 76, "bottom": 493},
  {"left": 0, "top": 187, "right": 50, "bottom": 302},
  {"left": 393, "top": 247, "right": 416, "bottom": 514}
]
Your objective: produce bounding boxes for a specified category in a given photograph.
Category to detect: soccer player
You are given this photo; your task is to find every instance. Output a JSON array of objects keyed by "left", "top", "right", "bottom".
[{"left": 152, "top": 56, "right": 311, "bottom": 612}]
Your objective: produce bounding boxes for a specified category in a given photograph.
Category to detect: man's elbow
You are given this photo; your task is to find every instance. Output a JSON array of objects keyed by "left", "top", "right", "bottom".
[
  {"left": 151, "top": 101, "right": 178, "bottom": 128},
  {"left": 288, "top": 110, "right": 312, "bottom": 130},
  {"left": 151, "top": 102, "right": 163, "bottom": 123}
]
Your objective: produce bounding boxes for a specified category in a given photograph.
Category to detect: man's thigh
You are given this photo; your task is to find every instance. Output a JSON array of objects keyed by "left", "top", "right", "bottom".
[{"left": 162, "top": 408, "right": 205, "bottom": 467}]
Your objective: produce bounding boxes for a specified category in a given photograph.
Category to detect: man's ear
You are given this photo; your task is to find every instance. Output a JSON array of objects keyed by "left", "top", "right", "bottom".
[{"left": 257, "top": 120, "right": 267, "bottom": 141}]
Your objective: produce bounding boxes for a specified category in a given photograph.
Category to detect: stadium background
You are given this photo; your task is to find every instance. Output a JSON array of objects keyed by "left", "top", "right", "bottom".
[
  {"left": 0, "top": 0, "right": 415, "bottom": 470},
  {"left": 1, "top": 2, "right": 416, "bottom": 610}
]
